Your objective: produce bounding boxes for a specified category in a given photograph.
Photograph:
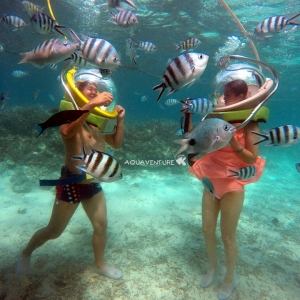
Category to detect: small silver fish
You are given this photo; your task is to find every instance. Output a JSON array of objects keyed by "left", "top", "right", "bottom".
[
  {"left": 32, "top": 89, "right": 40, "bottom": 101},
  {"left": 30, "top": 12, "right": 66, "bottom": 35},
  {"left": 252, "top": 125, "right": 300, "bottom": 146},
  {"left": 228, "top": 166, "right": 257, "bottom": 180},
  {"left": 138, "top": 41, "right": 157, "bottom": 53},
  {"left": 180, "top": 98, "right": 215, "bottom": 115},
  {"left": 11, "top": 70, "right": 29, "bottom": 77},
  {"left": 0, "top": 15, "right": 27, "bottom": 30},
  {"left": 174, "top": 118, "right": 235, "bottom": 159},
  {"left": 69, "top": 29, "right": 121, "bottom": 70},
  {"left": 48, "top": 94, "right": 55, "bottom": 102},
  {"left": 202, "top": 176, "right": 219, "bottom": 199},
  {"left": 255, "top": 13, "right": 300, "bottom": 35},
  {"left": 108, "top": 0, "right": 136, "bottom": 10},
  {"left": 72, "top": 146, "right": 123, "bottom": 182},
  {"left": 153, "top": 53, "right": 209, "bottom": 102},
  {"left": 174, "top": 38, "right": 201, "bottom": 52},
  {"left": 125, "top": 38, "right": 138, "bottom": 64},
  {"left": 165, "top": 98, "right": 180, "bottom": 106},
  {"left": 19, "top": 38, "right": 77, "bottom": 68},
  {"left": 110, "top": 10, "right": 138, "bottom": 26}
]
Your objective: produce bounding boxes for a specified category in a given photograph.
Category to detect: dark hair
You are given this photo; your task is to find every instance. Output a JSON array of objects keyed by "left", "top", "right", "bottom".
[
  {"left": 76, "top": 80, "right": 97, "bottom": 92},
  {"left": 225, "top": 79, "right": 248, "bottom": 98}
]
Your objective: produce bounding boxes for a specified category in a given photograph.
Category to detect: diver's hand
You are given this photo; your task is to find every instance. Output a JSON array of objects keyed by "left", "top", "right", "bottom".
[
  {"left": 90, "top": 92, "right": 113, "bottom": 107},
  {"left": 115, "top": 105, "right": 125, "bottom": 121}
]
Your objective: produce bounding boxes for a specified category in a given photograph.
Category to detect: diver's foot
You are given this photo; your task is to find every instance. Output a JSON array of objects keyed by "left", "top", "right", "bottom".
[
  {"left": 16, "top": 253, "right": 31, "bottom": 275},
  {"left": 95, "top": 265, "right": 122, "bottom": 280},
  {"left": 217, "top": 273, "right": 238, "bottom": 300},
  {"left": 200, "top": 266, "right": 219, "bottom": 288}
]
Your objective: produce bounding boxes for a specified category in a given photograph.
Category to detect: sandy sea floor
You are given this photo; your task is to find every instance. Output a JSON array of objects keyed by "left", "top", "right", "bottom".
[{"left": 0, "top": 150, "right": 300, "bottom": 299}]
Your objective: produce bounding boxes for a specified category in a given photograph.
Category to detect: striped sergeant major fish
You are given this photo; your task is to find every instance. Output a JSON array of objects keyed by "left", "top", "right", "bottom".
[
  {"left": 165, "top": 98, "right": 180, "bottom": 106},
  {"left": 254, "top": 13, "right": 300, "bottom": 35},
  {"left": 18, "top": 38, "right": 77, "bottom": 68},
  {"left": 251, "top": 125, "right": 300, "bottom": 146},
  {"left": 0, "top": 15, "right": 27, "bottom": 30},
  {"left": 22, "top": 1, "right": 43, "bottom": 16},
  {"left": 137, "top": 41, "right": 157, "bottom": 53},
  {"left": 11, "top": 70, "right": 29, "bottom": 77},
  {"left": 228, "top": 166, "right": 257, "bottom": 180},
  {"left": 180, "top": 98, "right": 215, "bottom": 115},
  {"left": 69, "top": 28, "right": 121, "bottom": 70},
  {"left": 30, "top": 12, "right": 66, "bottom": 36},
  {"left": 108, "top": 0, "right": 136, "bottom": 10},
  {"left": 110, "top": 10, "right": 138, "bottom": 26},
  {"left": 174, "top": 37, "right": 201, "bottom": 53},
  {"left": 72, "top": 146, "right": 123, "bottom": 182},
  {"left": 153, "top": 52, "right": 209, "bottom": 102}
]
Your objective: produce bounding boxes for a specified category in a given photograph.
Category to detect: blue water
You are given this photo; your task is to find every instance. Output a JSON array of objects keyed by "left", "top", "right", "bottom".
[{"left": 0, "top": 0, "right": 300, "bottom": 299}]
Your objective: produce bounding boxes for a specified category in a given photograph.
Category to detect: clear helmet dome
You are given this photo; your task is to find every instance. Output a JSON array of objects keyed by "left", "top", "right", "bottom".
[
  {"left": 212, "top": 63, "right": 265, "bottom": 101},
  {"left": 74, "top": 68, "right": 117, "bottom": 111}
]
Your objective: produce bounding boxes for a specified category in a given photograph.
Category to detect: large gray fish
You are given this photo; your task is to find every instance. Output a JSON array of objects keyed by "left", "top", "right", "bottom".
[
  {"left": 254, "top": 13, "right": 300, "bottom": 35},
  {"left": 125, "top": 38, "right": 138, "bottom": 64},
  {"left": 110, "top": 10, "right": 138, "bottom": 26},
  {"left": 108, "top": 0, "right": 136, "bottom": 10},
  {"left": 252, "top": 125, "right": 300, "bottom": 146},
  {"left": 30, "top": 12, "right": 66, "bottom": 35},
  {"left": 153, "top": 53, "right": 209, "bottom": 102},
  {"left": 174, "top": 118, "right": 235, "bottom": 159},
  {"left": 69, "top": 28, "right": 121, "bottom": 70},
  {"left": 72, "top": 146, "right": 123, "bottom": 182},
  {"left": 228, "top": 166, "right": 257, "bottom": 180},
  {"left": 0, "top": 15, "right": 27, "bottom": 30},
  {"left": 18, "top": 38, "right": 77, "bottom": 68}
]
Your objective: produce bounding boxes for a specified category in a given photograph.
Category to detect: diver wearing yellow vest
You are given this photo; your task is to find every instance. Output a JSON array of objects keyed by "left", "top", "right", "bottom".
[{"left": 17, "top": 70, "right": 125, "bottom": 280}]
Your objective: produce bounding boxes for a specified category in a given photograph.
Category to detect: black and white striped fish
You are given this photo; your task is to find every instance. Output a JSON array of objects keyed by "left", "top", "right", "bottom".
[
  {"left": 108, "top": 0, "right": 136, "bottom": 10},
  {"left": 0, "top": 15, "right": 27, "bottom": 30},
  {"left": 18, "top": 38, "right": 77, "bottom": 68},
  {"left": 138, "top": 41, "right": 157, "bottom": 53},
  {"left": 254, "top": 13, "right": 300, "bottom": 35},
  {"left": 174, "top": 38, "right": 201, "bottom": 53},
  {"left": 153, "top": 53, "right": 209, "bottom": 102},
  {"left": 110, "top": 10, "right": 138, "bottom": 26},
  {"left": 69, "top": 28, "right": 121, "bottom": 70},
  {"left": 228, "top": 166, "right": 257, "bottom": 180},
  {"left": 72, "top": 146, "right": 123, "bottom": 182},
  {"left": 180, "top": 98, "right": 215, "bottom": 115},
  {"left": 217, "top": 55, "right": 231, "bottom": 68},
  {"left": 22, "top": 1, "right": 43, "bottom": 16},
  {"left": 30, "top": 12, "right": 66, "bottom": 36},
  {"left": 251, "top": 125, "right": 300, "bottom": 146},
  {"left": 65, "top": 52, "right": 96, "bottom": 68}
]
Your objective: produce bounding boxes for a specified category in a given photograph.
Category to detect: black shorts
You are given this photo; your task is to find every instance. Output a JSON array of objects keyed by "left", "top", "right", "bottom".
[{"left": 55, "top": 167, "right": 102, "bottom": 204}]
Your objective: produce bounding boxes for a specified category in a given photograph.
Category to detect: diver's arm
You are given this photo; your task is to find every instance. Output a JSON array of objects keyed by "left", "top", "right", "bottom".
[
  {"left": 230, "top": 122, "right": 259, "bottom": 164},
  {"left": 61, "top": 92, "right": 113, "bottom": 138},
  {"left": 105, "top": 105, "right": 125, "bottom": 149}
]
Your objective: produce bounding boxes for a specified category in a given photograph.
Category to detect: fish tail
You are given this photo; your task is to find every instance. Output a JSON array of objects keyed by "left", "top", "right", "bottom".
[
  {"left": 251, "top": 131, "right": 269, "bottom": 145},
  {"left": 180, "top": 100, "right": 188, "bottom": 113},
  {"left": 55, "top": 25, "right": 66, "bottom": 36},
  {"left": 35, "top": 125, "right": 44, "bottom": 137},
  {"left": 228, "top": 169, "right": 238, "bottom": 178},
  {"left": 173, "top": 139, "right": 189, "bottom": 157},
  {"left": 153, "top": 83, "right": 166, "bottom": 102},
  {"left": 68, "top": 28, "right": 81, "bottom": 47}
]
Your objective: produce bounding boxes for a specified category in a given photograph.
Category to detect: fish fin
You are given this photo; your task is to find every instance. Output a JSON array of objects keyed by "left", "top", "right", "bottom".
[
  {"left": 187, "top": 79, "right": 197, "bottom": 88},
  {"left": 251, "top": 131, "right": 269, "bottom": 145},
  {"left": 75, "top": 164, "right": 87, "bottom": 173},
  {"left": 173, "top": 139, "right": 189, "bottom": 157},
  {"left": 228, "top": 169, "right": 238, "bottom": 178},
  {"left": 55, "top": 25, "right": 66, "bottom": 36},
  {"left": 174, "top": 43, "right": 181, "bottom": 51},
  {"left": 153, "top": 83, "right": 166, "bottom": 102},
  {"left": 35, "top": 125, "right": 44, "bottom": 137},
  {"left": 288, "top": 12, "right": 300, "bottom": 22},
  {"left": 287, "top": 21, "right": 300, "bottom": 25},
  {"left": 68, "top": 28, "right": 81, "bottom": 47}
]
